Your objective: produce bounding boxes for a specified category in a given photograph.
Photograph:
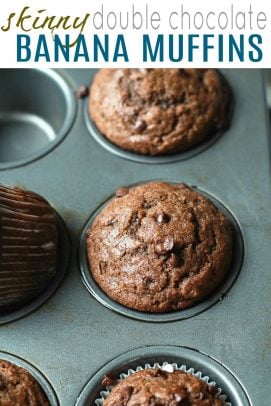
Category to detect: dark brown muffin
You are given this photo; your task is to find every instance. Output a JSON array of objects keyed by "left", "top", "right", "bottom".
[
  {"left": 103, "top": 368, "right": 224, "bottom": 405},
  {"left": 89, "top": 69, "right": 232, "bottom": 156},
  {"left": 0, "top": 184, "right": 58, "bottom": 313},
  {"left": 0, "top": 360, "right": 49, "bottom": 405},
  {"left": 87, "top": 182, "right": 232, "bottom": 313}
]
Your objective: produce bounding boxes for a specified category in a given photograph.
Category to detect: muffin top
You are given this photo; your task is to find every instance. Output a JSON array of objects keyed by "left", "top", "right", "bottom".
[
  {"left": 89, "top": 69, "right": 231, "bottom": 155},
  {"left": 103, "top": 368, "right": 224, "bottom": 406},
  {"left": 0, "top": 184, "right": 58, "bottom": 313},
  {"left": 87, "top": 182, "right": 232, "bottom": 313},
  {"left": 0, "top": 360, "right": 49, "bottom": 406}
]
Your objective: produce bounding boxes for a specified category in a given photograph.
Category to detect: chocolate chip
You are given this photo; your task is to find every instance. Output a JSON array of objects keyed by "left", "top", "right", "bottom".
[
  {"left": 155, "top": 243, "right": 164, "bottom": 254},
  {"left": 143, "top": 201, "right": 151, "bottom": 209},
  {"left": 115, "top": 187, "right": 129, "bottom": 197},
  {"left": 160, "top": 100, "right": 169, "bottom": 110},
  {"left": 174, "top": 393, "right": 183, "bottom": 402},
  {"left": 164, "top": 237, "right": 174, "bottom": 251},
  {"left": 76, "top": 85, "right": 89, "bottom": 99},
  {"left": 151, "top": 368, "right": 162, "bottom": 376},
  {"left": 157, "top": 213, "right": 170, "bottom": 224},
  {"left": 134, "top": 119, "right": 147, "bottom": 132},
  {"left": 121, "top": 386, "right": 134, "bottom": 402},
  {"left": 208, "top": 385, "right": 219, "bottom": 395},
  {"left": 98, "top": 261, "right": 107, "bottom": 275},
  {"left": 193, "top": 391, "right": 204, "bottom": 400},
  {"left": 178, "top": 69, "right": 189, "bottom": 77},
  {"left": 176, "top": 183, "right": 187, "bottom": 189},
  {"left": 151, "top": 368, "right": 167, "bottom": 378},
  {"left": 177, "top": 93, "right": 186, "bottom": 104},
  {"left": 155, "top": 237, "right": 174, "bottom": 254},
  {"left": 139, "top": 68, "right": 153, "bottom": 73},
  {"left": 0, "top": 377, "right": 6, "bottom": 390},
  {"left": 132, "top": 215, "right": 140, "bottom": 224},
  {"left": 169, "top": 253, "right": 180, "bottom": 267},
  {"left": 101, "top": 374, "right": 116, "bottom": 387},
  {"left": 145, "top": 277, "right": 154, "bottom": 287}
]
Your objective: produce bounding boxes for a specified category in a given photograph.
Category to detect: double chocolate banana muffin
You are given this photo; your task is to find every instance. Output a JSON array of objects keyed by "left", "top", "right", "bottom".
[
  {"left": 89, "top": 69, "right": 232, "bottom": 155},
  {"left": 0, "top": 184, "right": 58, "bottom": 313},
  {"left": 103, "top": 368, "right": 223, "bottom": 405},
  {"left": 0, "top": 360, "right": 49, "bottom": 405},
  {"left": 87, "top": 182, "right": 232, "bottom": 313}
]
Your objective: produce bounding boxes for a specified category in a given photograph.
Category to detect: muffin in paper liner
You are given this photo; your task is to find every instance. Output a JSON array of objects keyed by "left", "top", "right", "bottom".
[
  {"left": 0, "top": 184, "right": 58, "bottom": 313},
  {"left": 95, "top": 361, "right": 231, "bottom": 405}
]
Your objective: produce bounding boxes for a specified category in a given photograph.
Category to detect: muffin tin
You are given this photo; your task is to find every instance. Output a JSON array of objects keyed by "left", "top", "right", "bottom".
[{"left": 0, "top": 68, "right": 270, "bottom": 405}]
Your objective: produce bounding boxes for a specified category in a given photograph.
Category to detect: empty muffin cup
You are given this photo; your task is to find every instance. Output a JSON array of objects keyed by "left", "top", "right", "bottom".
[{"left": 0, "top": 69, "right": 76, "bottom": 169}]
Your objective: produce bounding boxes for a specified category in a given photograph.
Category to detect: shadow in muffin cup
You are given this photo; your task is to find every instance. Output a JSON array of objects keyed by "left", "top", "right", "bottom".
[
  {"left": 0, "top": 69, "right": 76, "bottom": 170},
  {"left": 79, "top": 184, "right": 244, "bottom": 323}
]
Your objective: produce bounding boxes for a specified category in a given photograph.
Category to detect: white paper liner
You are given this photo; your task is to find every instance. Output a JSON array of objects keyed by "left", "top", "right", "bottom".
[{"left": 95, "top": 362, "right": 231, "bottom": 405}]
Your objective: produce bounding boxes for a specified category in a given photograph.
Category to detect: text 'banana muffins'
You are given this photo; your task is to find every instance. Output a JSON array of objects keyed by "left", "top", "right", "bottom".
[
  {"left": 0, "top": 184, "right": 58, "bottom": 314},
  {"left": 89, "top": 69, "right": 232, "bottom": 156},
  {"left": 103, "top": 368, "right": 223, "bottom": 406},
  {"left": 87, "top": 182, "right": 233, "bottom": 313},
  {"left": 0, "top": 360, "right": 49, "bottom": 406}
]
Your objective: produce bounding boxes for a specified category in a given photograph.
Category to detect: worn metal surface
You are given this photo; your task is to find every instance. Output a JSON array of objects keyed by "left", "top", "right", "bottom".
[{"left": 0, "top": 69, "right": 270, "bottom": 405}]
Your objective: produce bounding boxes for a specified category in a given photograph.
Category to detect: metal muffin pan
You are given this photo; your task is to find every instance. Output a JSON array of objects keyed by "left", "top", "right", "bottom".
[
  {"left": 0, "top": 69, "right": 270, "bottom": 405},
  {"left": 0, "top": 69, "right": 76, "bottom": 170},
  {"left": 80, "top": 185, "right": 244, "bottom": 323}
]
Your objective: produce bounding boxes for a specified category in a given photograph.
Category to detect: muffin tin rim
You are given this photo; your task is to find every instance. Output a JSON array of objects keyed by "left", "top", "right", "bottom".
[
  {"left": 75, "top": 345, "right": 251, "bottom": 406},
  {"left": 79, "top": 182, "right": 245, "bottom": 323},
  {"left": 0, "top": 350, "right": 59, "bottom": 405},
  {"left": 0, "top": 68, "right": 77, "bottom": 171}
]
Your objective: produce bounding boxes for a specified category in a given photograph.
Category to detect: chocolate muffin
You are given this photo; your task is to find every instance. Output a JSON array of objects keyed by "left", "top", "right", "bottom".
[
  {"left": 103, "top": 368, "right": 224, "bottom": 405},
  {"left": 87, "top": 182, "right": 232, "bottom": 313},
  {"left": 0, "top": 359, "right": 49, "bottom": 405},
  {"left": 0, "top": 184, "right": 58, "bottom": 313},
  {"left": 89, "top": 69, "right": 232, "bottom": 156}
]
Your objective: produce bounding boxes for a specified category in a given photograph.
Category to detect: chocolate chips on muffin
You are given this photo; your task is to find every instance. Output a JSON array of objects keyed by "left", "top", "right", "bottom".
[
  {"left": 0, "top": 184, "right": 58, "bottom": 313},
  {"left": 102, "top": 368, "right": 224, "bottom": 406},
  {"left": 0, "top": 360, "right": 49, "bottom": 406},
  {"left": 89, "top": 69, "right": 232, "bottom": 156},
  {"left": 87, "top": 182, "right": 232, "bottom": 313}
]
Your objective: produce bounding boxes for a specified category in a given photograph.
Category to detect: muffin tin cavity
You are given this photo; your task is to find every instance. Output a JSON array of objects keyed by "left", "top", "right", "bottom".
[
  {"left": 0, "top": 212, "right": 70, "bottom": 325},
  {"left": 0, "top": 69, "right": 76, "bottom": 169},
  {"left": 0, "top": 351, "right": 59, "bottom": 405},
  {"left": 75, "top": 346, "right": 250, "bottom": 406},
  {"left": 79, "top": 185, "right": 244, "bottom": 322}
]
